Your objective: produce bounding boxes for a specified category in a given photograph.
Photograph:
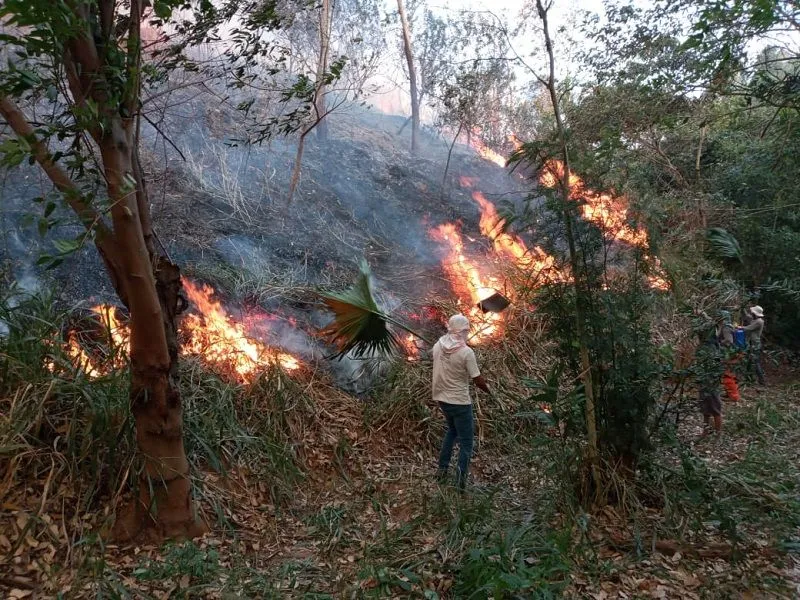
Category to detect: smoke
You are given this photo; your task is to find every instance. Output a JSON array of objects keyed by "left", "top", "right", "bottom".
[
  {"left": 215, "top": 235, "right": 272, "bottom": 271},
  {"left": 2, "top": 84, "right": 530, "bottom": 392}
]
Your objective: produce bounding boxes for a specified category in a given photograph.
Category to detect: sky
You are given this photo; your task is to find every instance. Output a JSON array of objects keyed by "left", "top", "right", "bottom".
[{"left": 368, "top": 0, "right": 612, "bottom": 119}]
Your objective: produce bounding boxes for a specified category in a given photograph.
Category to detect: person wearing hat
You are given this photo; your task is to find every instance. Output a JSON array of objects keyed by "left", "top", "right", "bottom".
[
  {"left": 433, "top": 314, "right": 491, "bottom": 490},
  {"left": 739, "top": 305, "right": 766, "bottom": 385},
  {"left": 694, "top": 313, "right": 724, "bottom": 436}
]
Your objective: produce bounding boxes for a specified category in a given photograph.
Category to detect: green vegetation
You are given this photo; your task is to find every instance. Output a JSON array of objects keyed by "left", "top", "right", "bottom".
[{"left": 2, "top": 0, "right": 800, "bottom": 596}]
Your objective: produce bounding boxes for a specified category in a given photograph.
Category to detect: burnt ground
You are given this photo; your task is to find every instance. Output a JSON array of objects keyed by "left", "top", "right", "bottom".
[
  {"left": 0, "top": 93, "right": 530, "bottom": 299},
  {"left": 0, "top": 91, "right": 531, "bottom": 379}
]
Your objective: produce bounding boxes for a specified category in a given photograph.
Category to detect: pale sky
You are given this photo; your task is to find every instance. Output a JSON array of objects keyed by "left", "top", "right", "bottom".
[{"left": 369, "top": 0, "right": 611, "bottom": 118}]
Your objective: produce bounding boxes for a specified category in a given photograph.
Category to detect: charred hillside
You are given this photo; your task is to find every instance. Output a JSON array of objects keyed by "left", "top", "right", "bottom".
[{"left": 0, "top": 92, "right": 532, "bottom": 388}]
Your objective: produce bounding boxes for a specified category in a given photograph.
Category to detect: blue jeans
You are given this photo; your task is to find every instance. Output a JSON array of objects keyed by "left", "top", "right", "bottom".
[{"left": 437, "top": 402, "right": 474, "bottom": 488}]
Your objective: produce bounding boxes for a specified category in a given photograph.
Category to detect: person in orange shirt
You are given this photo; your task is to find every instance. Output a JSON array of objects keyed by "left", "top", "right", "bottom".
[{"left": 717, "top": 311, "right": 740, "bottom": 402}]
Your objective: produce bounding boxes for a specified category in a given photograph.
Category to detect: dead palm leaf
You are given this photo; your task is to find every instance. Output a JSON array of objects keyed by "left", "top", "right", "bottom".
[{"left": 319, "top": 260, "right": 431, "bottom": 359}]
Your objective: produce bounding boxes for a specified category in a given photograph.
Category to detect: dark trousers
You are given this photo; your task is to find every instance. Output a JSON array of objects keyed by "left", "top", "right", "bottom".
[
  {"left": 748, "top": 346, "right": 766, "bottom": 385},
  {"left": 437, "top": 402, "right": 474, "bottom": 488}
]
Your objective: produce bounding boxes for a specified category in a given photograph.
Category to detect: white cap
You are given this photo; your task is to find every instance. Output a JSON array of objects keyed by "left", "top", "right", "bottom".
[
  {"left": 750, "top": 305, "right": 764, "bottom": 318},
  {"left": 447, "top": 314, "right": 470, "bottom": 334}
]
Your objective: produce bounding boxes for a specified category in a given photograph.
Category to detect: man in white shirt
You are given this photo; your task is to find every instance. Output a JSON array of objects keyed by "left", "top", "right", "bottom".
[{"left": 433, "top": 314, "right": 491, "bottom": 490}]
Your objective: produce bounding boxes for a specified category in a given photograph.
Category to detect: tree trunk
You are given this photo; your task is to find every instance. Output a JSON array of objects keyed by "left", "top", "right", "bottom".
[
  {"left": 397, "top": 0, "right": 420, "bottom": 154},
  {"left": 0, "top": 85, "right": 202, "bottom": 542},
  {"left": 536, "top": 0, "right": 602, "bottom": 500},
  {"left": 288, "top": 128, "right": 310, "bottom": 204},
  {"left": 396, "top": 114, "right": 412, "bottom": 135},
  {"left": 315, "top": 0, "right": 332, "bottom": 140},
  {"left": 100, "top": 121, "right": 204, "bottom": 540},
  {"left": 440, "top": 122, "right": 464, "bottom": 200}
]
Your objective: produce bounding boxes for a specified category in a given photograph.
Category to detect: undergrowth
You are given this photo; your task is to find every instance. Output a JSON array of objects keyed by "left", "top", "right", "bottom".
[
  {"left": 0, "top": 291, "right": 308, "bottom": 548},
  {"left": 3, "top": 286, "right": 799, "bottom": 598}
]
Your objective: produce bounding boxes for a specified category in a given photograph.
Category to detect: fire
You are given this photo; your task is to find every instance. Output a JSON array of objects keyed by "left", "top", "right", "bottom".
[
  {"left": 539, "top": 159, "right": 647, "bottom": 247},
  {"left": 538, "top": 159, "right": 669, "bottom": 289},
  {"left": 62, "top": 332, "right": 102, "bottom": 378},
  {"left": 468, "top": 130, "right": 507, "bottom": 167},
  {"left": 181, "top": 279, "right": 301, "bottom": 380},
  {"left": 470, "top": 189, "right": 562, "bottom": 281},
  {"left": 401, "top": 333, "right": 420, "bottom": 361},
  {"left": 429, "top": 223, "right": 503, "bottom": 342},
  {"left": 51, "top": 279, "right": 301, "bottom": 382}
]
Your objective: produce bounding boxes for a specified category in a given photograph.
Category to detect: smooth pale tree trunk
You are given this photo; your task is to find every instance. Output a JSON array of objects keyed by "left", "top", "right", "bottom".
[
  {"left": 397, "top": 0, "right": 420, "bottom": 153},
  {"left": 536, "top": 0, "right": 602, "bottom": 499},
  {"left": 288, "top": 128, "right": 310, "bottom": 204},
  {"left": 315, "top": 0, "right": 332, "bottom": 141}
]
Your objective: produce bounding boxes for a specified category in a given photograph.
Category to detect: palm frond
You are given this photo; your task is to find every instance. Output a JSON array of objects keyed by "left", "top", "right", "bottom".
[
  {"left": 706, "top": 227, "right": 743, "bottom": 262},
  {"left": 319, "top": 260, "right": 414, "bottom": 359}
]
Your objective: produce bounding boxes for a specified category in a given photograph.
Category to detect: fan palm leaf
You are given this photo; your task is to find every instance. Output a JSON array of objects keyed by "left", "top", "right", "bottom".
[
  {"left": 706, "top": 227, "right": 743, "bottom": 262},
  {"left": 320, "top": 260, "right": 430, "bottom": 359}
]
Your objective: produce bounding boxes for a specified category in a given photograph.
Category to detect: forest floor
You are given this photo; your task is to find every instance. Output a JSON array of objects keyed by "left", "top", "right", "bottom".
[{"left": 2, "top": 370, "right": 799, "bottom": 598}]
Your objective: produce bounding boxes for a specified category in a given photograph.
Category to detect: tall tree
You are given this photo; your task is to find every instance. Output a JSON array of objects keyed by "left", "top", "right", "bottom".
[
  {"left": 229, "top": 0, "right": 382, "bottom": 202},
  {"left": 314, "top": 0, "right": 333, "bottom": 140},
  {"left": 396, "top": 0, "right": 420, "bottom": 153},
  {"left": 533, "top": 0, "right": 601, "bottom": 495},
  {"left": 0, "top": 0, "right": 227, "bottom": 539}
]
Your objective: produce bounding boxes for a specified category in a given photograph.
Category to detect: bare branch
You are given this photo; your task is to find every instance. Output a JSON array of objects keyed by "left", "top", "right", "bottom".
[{"left": 0, "top": 95, "right": 114, "bottom": 243}]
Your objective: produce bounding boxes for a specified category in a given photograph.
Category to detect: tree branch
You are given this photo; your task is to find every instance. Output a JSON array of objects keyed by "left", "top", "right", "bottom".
[
  {"left": 0, "top": 95, "right": 113, "bottom": 242},
  {"left": 0, "top": 94, "right": 125, "bottom": 298}
]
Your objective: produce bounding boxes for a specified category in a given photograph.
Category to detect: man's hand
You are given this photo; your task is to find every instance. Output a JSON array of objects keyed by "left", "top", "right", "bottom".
[{"left": 473, "top": 375, "right": 491, "bottom": 395}]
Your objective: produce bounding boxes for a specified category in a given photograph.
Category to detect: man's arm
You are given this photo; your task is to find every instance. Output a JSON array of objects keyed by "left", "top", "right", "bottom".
[
  {"left": 465, "top": 349, "right": 489, "bottom": 393},
  {"left": 739, "top": 320, "right": 761, "bottom": 332},
  {"left": 473, "top": 375, "right": 491, "bottom": 394}
]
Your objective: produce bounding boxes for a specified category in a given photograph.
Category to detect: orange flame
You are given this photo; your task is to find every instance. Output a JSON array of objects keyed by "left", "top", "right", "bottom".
[
  {"left": 181, "top": 279, "right": 301, "bottom": 380},
  {"left": 52, "top": 279, "right": 302, "bottom": 382},
  {"left": 471, "top": 190, "right": 562, "bottom": 281},
  {"left": 429, "top": 223, "right": 503, "bottom": 342},
  {"left": 401, "top": 333, "right": 420, "bottom": 361},
  {"left": 468, "top": 130, "right": 507, "bottom": 167},
  {"left": 539, "top": 159, "right": 669, "bottom": 289},
  {"left": 539, "top": 159, "right": 647, "bottom": 248},
  {"left": 62, "top": 332, "right": 103, "bottom": 378}
]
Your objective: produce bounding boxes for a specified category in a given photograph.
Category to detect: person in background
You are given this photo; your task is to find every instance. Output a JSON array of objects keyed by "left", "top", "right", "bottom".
[
  {"left": 433, "top": 314, "right": 491, "bottom": 490},
  {"left": 739, "top": 305, "right": 766, "bottom": 385},
  {"left": 717, "top": 311, "right": 740, "bottom": 402},
  {"left": 694, "top": 311, "right": 724, "bottom": 436}
]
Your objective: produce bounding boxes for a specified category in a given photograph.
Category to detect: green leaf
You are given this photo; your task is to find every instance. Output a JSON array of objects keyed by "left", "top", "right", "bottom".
[
  {"left": 45, "top": 257, "right": 63, "bottom": 271},
  {"left": 319, "top": 260, "right": 424, "bottom": 358},
  {"left": 706, "top": 227, "right": 743, "bottom": 262},
  {"left": 0, "top": 137, "right": 29, "bottom": 168},
  {"left": 37, "top": 217, "right": 49, "bottom": 237},
  {"left": 53, "top": 238, "right": 81, "bottom": 255},
  {"left": 153, "top": 1, "right": 173, "bottom": 20}
]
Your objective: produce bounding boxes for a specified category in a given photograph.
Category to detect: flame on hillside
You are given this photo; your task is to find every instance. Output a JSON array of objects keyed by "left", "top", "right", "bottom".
[
  {"left": 401, "top": 333, "right": 420, "bottom": 361},
  {"left": 462, "top": 177, "right": 563, "bottom": 282},
  {"left": 429, "top": 223, "right": 503, "bottom": 342},
  {"left": 538, "top": 159, "right": 669, "bottom": 289},
  {"left": 181, "top": 279, "right": 301, "bottom": 379},
  {"left": 468, "top": 129, "right": 507, "bottom": 167},
  {"left": 52, "top": 279, "right": 301, "bottom": 382}
]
